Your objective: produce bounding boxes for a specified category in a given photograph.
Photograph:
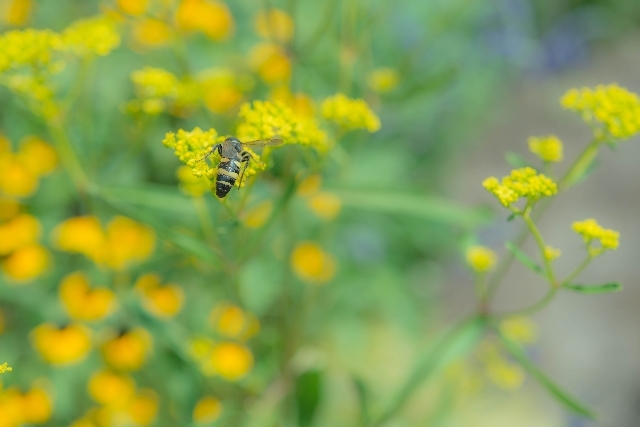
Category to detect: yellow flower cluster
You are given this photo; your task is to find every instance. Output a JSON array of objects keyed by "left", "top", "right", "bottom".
[
  {"left": 237, "top": 100, "right": 328, "bottom": 151},
  {"left": 129, "top": 66, "right": 186, "bottom": 115},
  {"left": 83, "top": 369, "right": 158, "bottom": 426},
  {"left": 31, "top": 323, "right": 92, "bottom": 365},
  {"left": 465, "top": 246, "right": 497, "bottom": 273},
  {"left": 528, "top": 135, "right": 563, "bottom": 162},
  {"left": 561, "top": 84, "right": 640, "bottom": 140},
  {"left": 59, "top": 272, "right": 117, "bottom": 321},
  {"left": 135, "top": 273, "right": 184, "bottom": 318},
  {"left": 0, "top": 362, "right": 12, "bottom": 373},
  {"left": 62, "top": 15, "right": 121, "bottom": 57},
  {"left": 0, "top": 28, "right": 61, "bottom": 73},
  {"left": 572, "top": 218, "right": 619, "bottom": 251},
  {"left": 482, "top": 167, "right": 558, "bottom": 208},
  {"left": 0, "top": 213, "right": 50, "bottom": 282},
  {"left": 321, "top": 93, "right": 381, "bottom": 133},
  {"left": 3, "top": 75, "right": 59, "bottom": 118},
  {"left": 0, "top": 384, "right": 52, "bottom": 426},
  {"left": 543, "top": 245, "right": 562, "bottom": 261},
  {"left": 290, "top": 241, "right": 337, "bottom": 284},
  {"left": 52, "top": 215, "right": 156, "bottom": 270},
  {"left": 101, "top": 328, "right": 153, "bottom": 371}
]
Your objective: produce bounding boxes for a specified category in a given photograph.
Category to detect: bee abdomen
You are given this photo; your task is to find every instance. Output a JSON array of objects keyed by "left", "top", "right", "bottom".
[{"left": 215, "top": 157, "right": 241, "bottom": 198}]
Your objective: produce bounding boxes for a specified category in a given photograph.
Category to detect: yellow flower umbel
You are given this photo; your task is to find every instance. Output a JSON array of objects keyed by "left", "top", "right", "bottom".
[
  {"left": 176, "top": 0, "right": 234, "bottom": 41},
  {"left": 62, "top": 15, "right": 121, "bottom": 57},
  {"left": 528, "top": 135, "right": 563, "bottom": 163},
  {"left": 59, "top": 272, "right": 116, "bottom": 321},
  {"left": 367, "top": 68, "right": 399, "bottom": 93},
  {"left": 0, "top": 362, "right": 12, "bottom": 373},
  {"left": 572, "top": 218, "right": 619, "bottom": 255},
  {"left": 0, "top": 28, "right": 61, "bottom": 73},
  {"left": 193, "top": 396, "right": 222, "bottom": 424},
  {"left": 102, "top": 328, "right": 152, "bottom": 371},
  {"left": 290, "top": 241, "right": 337, "bottom": 284},
  {"left": 482, "top": 167, "right": 558, "bottom": 208},
  {"left": 31, "top": 323, "right": 92, "bottom": 365},
  {"left": 465, "top": 246, "right": 497, "bottom": 273},
  {"left": 321, "top": 93, "right": 381, "bottom": 133},
  {"left": 135, "top": 273, "right": 184, "bottom": 318},
  {"left": 237, "top": 100, "right": 328, "bottom": 151},
  {"left": 254, "top": 8, "right": 294, "bottom": 43},
  {"left": 561, "top": 84, "right": 640, "bottom": 140}
]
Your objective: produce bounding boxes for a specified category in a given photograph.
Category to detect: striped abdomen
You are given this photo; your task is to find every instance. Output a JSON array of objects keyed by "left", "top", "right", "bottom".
[{"left": 215, "top": 156, "right": 242, "bottom": 198}]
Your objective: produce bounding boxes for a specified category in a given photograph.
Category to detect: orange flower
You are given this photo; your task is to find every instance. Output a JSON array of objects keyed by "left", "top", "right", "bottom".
[
  {"left": 193, "top": 395, "right": 222, "bottom": 424},
  {"left": 117, "top": 0, "right": 148, "bottom": 16},
  {"left": 16, "top": 136, "right": 58, "bottom": 176},
  {"left": 209, "top": 302, "right": 259, "bottom": 340},
  {"left": 88, "top": 370, "right": 136, "bottom": 408},
  {"left": 176, "top": 0, "right": 233, "bottom": 40},
  {"left": 59, "top": 272, "right": 116, "bottom": 321},
  {"left": 249, "top": 43, "right": 291, "bottom": 84},
  {"left": 131, "top": 18, "right": 171, "bottom": 48},
  {"left": 1, "top": 243, "right": 49, "bottom": 281},
  {"left": 52, "top": 216, "right": 106, "bottom": 263},
  {"left": 20, "top": 386, "right": 53, "bottom": 423},
  {"left": 127, "top": 389, "right": 158, "bottom": 426},
  {"left": 105, "top": 216, "right": 156, "bottom": 270},
  {"left": 0, "top": 213, "right": 41, "bottom": 256},
  {"left": 0, "top": 197, "right": 20, "bottom": 221},
  {"left": 0, "top": 154, "right": 38, "bottom": 197},
  {"left": 206, "top": 342, "right": 253, "bottom": 381},
  {"left": 3, "top": 0, "right": 33, "bottom": 26},
  {"left": 102, "top": 328, "right": 152, "bottom": 371},
  {"left": 290, "top": 241, "right": 337, "bottom": 284},
  {"left": 31, "top": 323, "right": 92, "bottom": 365},
  {"left": 254, "top": 8, "right": 294, "bottom": 43}
]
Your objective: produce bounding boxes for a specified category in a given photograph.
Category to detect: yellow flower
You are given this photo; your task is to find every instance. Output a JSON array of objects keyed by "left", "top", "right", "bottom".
[
  {"left": 189, "top": 336, "right": 215, "bottom": 361},
  {"left": 3, "top": 0, "right": 33, "bottom": 26},
  {"left": 2, "top": 243, "right": 49, "bottom": 281},
  {"left": 0, "top": 28, "right": 61, "bottom": 73},
  {"left": 237, "top": 100, "right": 328, "bottom": 151},
  {"left": 59, "top": 272, "right": 116, "bottom": 321},
  {"left": 0, "top": 153, "right": 39, "bottom": 197},
  {"left": 321, "top": 93, "right": 381, "bottom": 133},
  {"left": 0, "top": 362, "right": 12, "bottom": 373},
  {"left": 543, "top": 245, "right": 561, "bottom": 261},
  {"left": 254, "top": 8, "right": 294, "bottom": 43},
  {"left": 193, "top": 396, "right": 222, "bottom": 424},
  {"left": 88, "top": 370, "right": 136, "bottom": 408},
  {"left": 561, "top": 84, "right": 640, "bottom": 140},
  {"left": 127, "top": 389, "right": 158, "bottom": 426},
  {"left": 62, "top": 15, "right": 121, "bottom": 57},
  {"left": 102, "top": 328, "right": 152, "bottom": 371},
  {"left": 104, "top": 216, "right": 156, "bottom": 270},
  {"left": 135, "top": 273, "right": 184, "bottom": 318},
  {"left": 16, "top": 136, "right": 58, "bottom": 176},
  {"left": 248, "top": 42, "right": 291, "bottom": 84},
  {"left": 207, "top": 342, "right": 253, "bottom": 381},
  {"left": 366, "top": 68, "right": 399, "bottom": 93},
  {"left": 290, "top": 241, "right": 337, "bottom": 284},
  {"left": 572, "top": 218, "right": 619, "bottom": 251},
  {"left": 20, "top": 386, "right": 53, "bottom": 423},
  {"left": 270, "top": 86, "right": 316, "bottom": 117},
  {"left": 31, "top": 323, "right": 92, "bottom": 365},
  {"left": 117, "top": 0, "right": 148, "bottom": 16},
  {"left": 176, "top": 165, "right": 210, "bottom": 197},
  {"left": 465, "top": 246, "right": 496, "bottom": 273},
  {"left": 200, "top": 68, "right": 244, "bottom": 114},
  {"left": 131, "top": 66, "right": 179, "bottom": 99},
  {"left": 2, "top": 74, "right": 59, "bottom": 119},
  {"left": 52, "top": 216, "right": 107, "bottom": 264},
  {"left": 131, "top": 18, "right": 172, "bottom": 48},
  {"left": 499, "top": 316, "right": 537, "bottom": 345},
  {"left": 0, "top": 197, "right": 20, "bottom": 221},
  {"left": 482, "top": 167, "right": 558, "bottom": 208},
  {"left": 478, "top": 341, "right": 525, "bottom": 391},
  {"left": 176, "top": 0, "right": 234, "bottom": 40},
  {"left": 210, "top": 302, "right": 259, "bottom": 340},
  {"left": 242, "top": 200, "right": 273, "bottom": 228},
  {"left": 307, "top": 192, "right": 341, "bottom": 220},
  {"left": 297, "top": 174, "right": 322, "bottom": 197},
  {"left": 528, "top": 135, "right": 563, "bottom": 162},
  {"left": 0, "top": 213, "right": 40, "bottom": 256}
]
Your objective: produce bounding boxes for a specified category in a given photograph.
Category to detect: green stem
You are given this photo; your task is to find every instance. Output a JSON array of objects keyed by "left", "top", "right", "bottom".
[
  {"left": 522, "top": 209, "right": 557, "bottom": 287},
  {"left": 497, "top": 287, "right": 558, "bottom": 318},
  {"left": 561, "top": 255, "right": 593, "bottom": 286},
  {"left": 45, "top": 119, "right": 90, "bottom": 194},
  {"left": 193, "top": 196, "right": 218, "bottom": 246}
]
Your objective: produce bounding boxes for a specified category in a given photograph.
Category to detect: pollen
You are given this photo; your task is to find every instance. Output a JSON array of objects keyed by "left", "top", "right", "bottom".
[
  {"left": 572, "top": 218, "right": 619, "bottom": 251},
  {"left": 465, "top": 246, "right": 497, "bottom": 273},
  {"left": 528, "top": 135, "right": 563, "bottom": 162},
  {"left": 321, "top": 93, "right": 381, "bottom": 133},
  {"left": 482, "top": 167, "right": 558, "bottom": 208},
  {"left": 561, "top": 84, "right": 640, "bottom": 140}
]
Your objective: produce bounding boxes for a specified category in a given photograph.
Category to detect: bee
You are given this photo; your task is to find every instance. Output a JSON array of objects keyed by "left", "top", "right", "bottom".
[{"left": 201, "top": 136, "right": 284, "bottom": 198}]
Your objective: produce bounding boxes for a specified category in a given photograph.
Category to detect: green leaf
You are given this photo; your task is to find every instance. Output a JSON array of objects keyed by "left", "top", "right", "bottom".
[
  {"left": 372, "top": 316, "right": 486, "bottom": 425},
  {"left": 506, "top": 212, "right": 517, "bottom": 222},
  {"left": 295, "top": 369, "right": 323, "bottom": 427},
  {"left": 505, "top": 241, "right": 543, "bottom": 275},
  {"left": 564, "top": 282, "right": 622, "bottom": 294},
  {"left": 352, "top": 376, "right": 370, "bottom": 424},
  {"left": 505, "top": 152, "right": 533, "bottom": 169},
  {"left": 498, "top": 334, "right": 596, "bottom": 419},
  {"left": 330, "top": 189, "right": 491, "bottom": 228}
]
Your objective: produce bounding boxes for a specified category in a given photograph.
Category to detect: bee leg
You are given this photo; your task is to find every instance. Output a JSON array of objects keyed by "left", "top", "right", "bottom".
[
  {"left": 237, "top": 151, "right": 254, "bottom": 189},
  {"left": 200, "top": 143, "right": 222, "bottom": 162}
]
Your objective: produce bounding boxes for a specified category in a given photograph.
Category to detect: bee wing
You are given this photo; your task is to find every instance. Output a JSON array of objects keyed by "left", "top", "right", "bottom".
[{"left": 241, "top": 137, "right": 285, "bottom": 147}]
